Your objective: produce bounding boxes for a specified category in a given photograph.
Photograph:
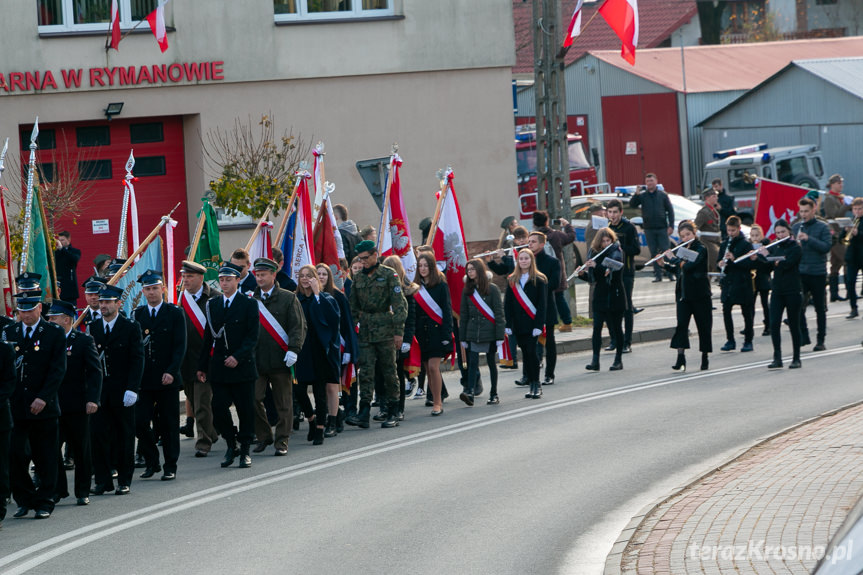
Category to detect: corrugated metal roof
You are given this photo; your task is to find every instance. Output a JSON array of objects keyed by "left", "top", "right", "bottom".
[
  {"left": 590, "top": 37, "right": 863, "bottom": 93},
  {"left": 792, "top": 57, "right": 863, "bottom": 100}
]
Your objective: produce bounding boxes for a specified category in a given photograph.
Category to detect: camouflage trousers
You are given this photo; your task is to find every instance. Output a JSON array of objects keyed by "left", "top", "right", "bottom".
[{"left": 358, "top": 340, "right": 399, "bottom": 406}]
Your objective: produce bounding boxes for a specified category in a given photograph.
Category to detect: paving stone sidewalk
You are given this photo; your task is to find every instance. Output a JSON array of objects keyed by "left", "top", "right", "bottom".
[{"left": 606, "top": 402, "right": 863, "bottom": 575}]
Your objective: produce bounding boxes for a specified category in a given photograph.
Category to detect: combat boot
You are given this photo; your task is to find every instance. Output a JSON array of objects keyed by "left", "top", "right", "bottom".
[
  {"left": 346, "top": 402, "right": 370, "bottom": 429},
  {"left": 324, "top": 415, "right": 338, "bottom": 438},
  {"left": 221, "top": 438, "right": 239, "bottom": 468},
  {"left": 238, "top": 443, "right": 252, "bottom": 468},
  {"left": 382, "top": 401, "right": 400, "bottom": 428}
]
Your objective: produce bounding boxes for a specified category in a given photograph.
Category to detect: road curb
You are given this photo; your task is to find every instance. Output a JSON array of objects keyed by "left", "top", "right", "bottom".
[
  {"left": 602, "top": 398, "right": 863, "bottom": 575},
  {"left": 556, "top": 326, "right": 676, "bottom": 355}
]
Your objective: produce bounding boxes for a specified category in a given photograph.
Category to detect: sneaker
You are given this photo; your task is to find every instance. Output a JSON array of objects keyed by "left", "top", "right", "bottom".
[
  {"left": 404, "top": 378, "right": 416, "bottom": 398},
  {"left": 558, "top": 323, "right": 572, "bottom": 333},
  {"left": 413, "top": 388, "right": 425, "bottom": 399},
  {"left": 487, "top": 395, "right": 500, "bottom": 405}
]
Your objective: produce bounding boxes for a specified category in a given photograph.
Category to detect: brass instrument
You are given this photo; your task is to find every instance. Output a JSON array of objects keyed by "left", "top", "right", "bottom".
[{"left": 843, "top": 217, "right": 860, "bottom": 246}]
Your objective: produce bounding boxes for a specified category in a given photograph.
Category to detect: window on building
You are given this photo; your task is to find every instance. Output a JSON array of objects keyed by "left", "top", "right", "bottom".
[
  {"left": 816, "top": 0, "right": 837, "bottom": 5},
  {"left": 134, "top": 156, "right": 166, "bottom": 177},
  {"left": 79, "top": 160, "right": 113, "bottom": 180},
  {"left": 76, "top": 126, "right": 111, "bottom": 147},
  {"left": 38, "top": 0, "right": 158, "bottom": 33},
  {"left": 130, "top": 122, "right": 164, "bottom": 144},
  {"left": 20, "top": 128, "right": 56, "bottom": 151},
  {"left": 274, "top": 0, "right": 392, "bottom": 21}
]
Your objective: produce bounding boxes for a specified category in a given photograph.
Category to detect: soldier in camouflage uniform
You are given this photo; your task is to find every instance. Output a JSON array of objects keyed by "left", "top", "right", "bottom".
[{"left": 345, "top": 241, "right": 408, "bottom": 429}]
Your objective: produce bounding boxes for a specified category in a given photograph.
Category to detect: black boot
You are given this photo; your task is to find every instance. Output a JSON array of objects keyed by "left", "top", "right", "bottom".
[
  {"left": 701, "top": 352, "right": 709, "bottom": 371},
  {"left": 335, "top": 408, "right": 345, "bottom": 433},
  {"left": 307, "top": 417, "right": 316, "bottom": 441},
  {"left": 324, "top": 415, "right": 338, "bottom": 438},
  {"left": 382, "top": 401, "right": 400, "bottom": 428},
  {"left": 238, "top": 443, "right": 252, "bottom": 468},
  {"left": 312, "top": 425, "right": 325, "bottom": 445},
  {"left": 672, "top": 352, "right": 686, "bottom": 372},
  {"left": 346, "top": 403, "right": 370, "bottom": 429},
  {"left": 830, "top": 276, "right": 846, "bottom": 302},
  {"left": 221, "top": 438, "right": 239, "bottom": 468},
  {"left": 768, "top": 356, "right": 783, "bottom": 369},
  {"left": 610, "top": 354, "right": 623, "bottom": 371},
  {"left": 179, "top": 417, "right": 195, "bottom": 438},
  {"left": 372, "top": 406, "right": 389, "bottom": 422},
  {"left": 585, "top": 353, "right": 600, "bottom": 371}
]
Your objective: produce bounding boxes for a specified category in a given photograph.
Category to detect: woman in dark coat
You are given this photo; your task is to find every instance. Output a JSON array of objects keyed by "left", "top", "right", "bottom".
[
  {"left": 295, "top": 265, "right": 341, "bottom": 445},
  {"left": 383, "top": 255, "right": 418, "bottom": 421},
  {"left": 414, "top": 252, "right": 453, "bottom": 416},
  {"left": 662, "top": 220, "right": 713, "bottom": 372},
  {"left": 578, "top": 228, "right": 626, "bottom": 372},
  {"left": 459, "top": 258, "right": 505, "bottom": 406},
  {"left": 748, "top": 224, "right": 773, "bottom": 336},
  {"left": 316, "top": 263, "right": 356, "bottom": 438},
  {"left": 761, "top": 220, "right": 803, "bottom": 369},
  {"left": 504, "top": 248, "right": 547, "bottom": 399}
]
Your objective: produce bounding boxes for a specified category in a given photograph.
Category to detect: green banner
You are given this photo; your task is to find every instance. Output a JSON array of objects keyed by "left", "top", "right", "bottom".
[
  {"left": 23, "top": 186, "right": 57, "bottom": 300},
  {"left": 194, "top": 200, "right": 222, "bottom": 282}
]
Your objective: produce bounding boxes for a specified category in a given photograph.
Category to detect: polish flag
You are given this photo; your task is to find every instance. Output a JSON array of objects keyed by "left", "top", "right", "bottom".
[
  {"left": 379, "top": 154, "right": 418, "bottom": 282},
  {"left": 599, "top": 0, "right": 639, "bottom": 65},
  {"left": 145, "top": 0, "right": 170, "bottom": 53},
  {"left": 248, "top": 221, "right": 274, "bottom": 263},
  {"left": 563, "top": 0, "right": 584, "bottom": 48},
  {"left": 290, "top": 171, "right": 315, "bottom": 282},
  {"left": 109, "top": 0, "right": 121, "bottom": 50},
  {"left": 431, "top": 169, "right": 469, "bottom": 317},
  {"left": 313, "top": 198, "right": 339, "bottom": 268}
]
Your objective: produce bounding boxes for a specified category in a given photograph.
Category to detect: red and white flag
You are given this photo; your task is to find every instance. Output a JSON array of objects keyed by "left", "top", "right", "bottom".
[
  {"left": 599, "top": 0, "right": 639, "bottom": 65},
  {"left": 290, "top": 171, "right": 315, "bottom": 282},
  {"left": 109, "top": 0, "right": 121, "bottom": 50},
  {"left": 379, "top": 154, "right": 417, "bottom": 281},
  {"left": 145, "top": 0, "right": 170, "bottom": 53},
  {"left": 248, "top": 221, "right": 274, "bottom": 263},
  {"left": 754, "top": 178, "right": 808, "bottom": 239},
  {"left": 563, "top": 0, "right": 584, "bottom": 48},
  {"left": 313, "top": 197, "right": 340, "bottom": 268},
  {"left": 431, "top": 168, "right": 469, "bottom": 317}
]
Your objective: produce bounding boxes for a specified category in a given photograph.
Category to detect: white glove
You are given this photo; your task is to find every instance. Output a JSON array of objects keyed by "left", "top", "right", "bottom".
[
  {"left": 400, "top": 343, "right": 411, "bottom": 353},
  {"left": 460, "top": 341, "right": 469, "bottom": 349},
  {"left": 505, "top": 328, "right": 512, "bottom": 336},
  {"left": 532, "top": 328, "right": 543, "bottom": 337},
  {"left": 284, "top": 351, "right": 298, "bottom": 367},
  {"left": 342, "top": 353, "right": 351, "bottom": 365},
  {"left": 123, "top": 390, "right": 138, "bottom": 407},
  {"left": 442, "top": 340, "right": 450, "bottom": 346},
  {"left": 845, "top": 195, "right": 854, "bottom": 206},
  {"left": 496, "top": 340, "right": 504, "bottom": 347}
]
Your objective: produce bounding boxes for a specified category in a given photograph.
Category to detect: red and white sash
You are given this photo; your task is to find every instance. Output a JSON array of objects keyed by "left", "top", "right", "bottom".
[
  {"left": 257, "top": 299, "right": 290, "bottom": 352},
  {"left": 469, "top": 290, "right": 495, "bottom": 324},
  {"left": 181, "top": 290, "right": 206, "bottom": 339},
  {"left": 414, "top": 285, "right": 444, "bottom": 325},
  {"left": 498, "top": 337, "right": 513, "bottom": 365},
  {"left": 512, "top": 280, "right": 537, "bottom": 319}
]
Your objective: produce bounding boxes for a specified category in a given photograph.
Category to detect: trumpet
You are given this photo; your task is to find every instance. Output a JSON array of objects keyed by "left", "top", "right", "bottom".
[{"left": 843, "top": 217, "right": 860, "bottom": 246}]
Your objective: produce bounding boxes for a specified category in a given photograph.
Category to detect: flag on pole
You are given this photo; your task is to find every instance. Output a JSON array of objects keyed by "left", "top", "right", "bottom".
[
  {"left": 123, "top": 151, "right": 140, "bottom": 257},
  {"left": 431, "top": 168, "right": 469, "bottom": 316},
  {"left": 313, "top": 198, "right": 339, "bottom": 268},
  {"left": 115, "top": 239, "right": 163, "bottom": 316},
  {"left": 290, "top": 171, "right": 315, "bottom": 282},
  {"left": 754, "top": 178, "right": 808, "bottom": 239},
  {"left": 22, "top": 184, "right": 58, "bottom": 300},
  {"left": 599, "top": 0, "right": 639, "bottom": 65},
  {"left": 109, "top": 0, "right": 122, "bottom": 50},
  {"left": 279, "top": 208, "right": 297, "bottom": 279},
  {"left": 379, "top": 154, "right": 418, "bottom": 282},
  {"left": 248, "top": 221, "right": 274, "bottom": 263},
  {"left": 312, "top": 143, "right": 325, "bottom": 223},
  {"left": 194, "top": 200, "right": 222, "bottom": 283},
  {"left": 145, "top": 0, "right": 170, "bottom": 53},
  {"left": 563, "top": 0, "right": 584, "bottom": 48}
]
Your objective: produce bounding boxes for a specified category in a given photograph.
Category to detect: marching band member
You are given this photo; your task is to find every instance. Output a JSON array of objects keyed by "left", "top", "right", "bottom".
[
  {"left": 459, "top": 258, "right": 505, "bottom": 406},
  {"left": 793, "top": 197, "right": 831, "bottom": 351},
  {"left": 528, "top": 232, "right": 560, "bottom": 386},
  {"left": 505, "top": 248, "right": 547, "bottom": 399},
  {"left": 413, "top": 252, "right": 453, "bottom": 416},
  {"left": 663, "top": 221, "right": 712, "bottom": 372},
  {"left": 717, "top": 216, "right": 755, "bottom": 353},
  {"left": 606, "top": 199, "right": 641, "bottom": 353},
  {"left": 694, "top": 188, "right": 722, "bottom": 272},
  {"left": 578, "top": 228, "right": 625, "bottom": 373},
  {"left": 748, "top": 225, "right": 773, "bottom": 336},
  {"left": 843, "top": 198, "right": 863, "bottom": 318},
  {"left": 762, "top": 220, "right": 803, "bottom": 369},
  {"left": 822, "top": 174, "right": 848, "bottom": 303}
]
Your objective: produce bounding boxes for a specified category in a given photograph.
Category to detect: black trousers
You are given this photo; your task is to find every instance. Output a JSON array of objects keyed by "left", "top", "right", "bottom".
[
  {"left": 609, "top": 275, "right": 635, "bottom": 347},
  {"left": 467, "top": 341, "right": 498, "bottom": 396},
  {"left": 516, "top": 334, "right": 540, "bottom": 383},
  {"left": 211, "top": 379, "right": 256, "bottom": 445},
  {"left": 11, "top": 418, "right": 59, "bottom": 512},
  {"left": 136, "top": 388, "right": 180, "bottom": 473},
  {"left": 0, "top": 427, "right": 9, "bottom": 521},
  {"left": 92, "top": 405, "right": 135, "bottom": 488},
  {"left": 800, "top": 274, "right": 827, "bottom": 344},
  {"left": 770, "top": 291, "right": 802, "bottom": 362},
  {"left": 593, "top": 310, "right": 623, "bottom": 360},
  {"left": 536, "top": 324, "right": 557, "bottom": 379},
  {"left": 722, "top": 300, "right": 754, "bottom": 343},
  {"left": 297, "top": 380, "right": 328, "bottom": 424},
  {"left": 671, "top": 299, "right": 713, "bottom": 352},
  {"left": 846, "top": 258, "right": 862, "bottom": 310},
  {"left": 755, "top": 289, "right": 770, "bottom": 326},
  {"left": 56, "top": 413, "right": 92, "bottom": 499}
]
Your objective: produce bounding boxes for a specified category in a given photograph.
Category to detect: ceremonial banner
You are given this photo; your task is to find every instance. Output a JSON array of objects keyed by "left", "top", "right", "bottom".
[
  {"left": 754, "top": 178, "right": 809, "bottom": 239},
  {"left": 379, "top": 154, "right": 417, "bottom": 281},
  {"left": 115, "top": 239, "right": 163, "bottom": 316},
  {"left": 404, "top": 335, "right": 421, "bottom": 379},
  {"left": 313, "top": 197, "right": 339, "bottom": 268},
  {"left": 194, "top": 200, "right": 222, "bottom": 283},
  {"left": 248, "top": 221, "right": 274, "bottom": 263},
  {"left": 431, "top": 169, "right": 468, "bottom": 316},
  {"left": 22, "top": 185, "right": 58, "bottom": 300},
  {"left": 279, "top": 208, "right": 297, "bottom": 278},
  {"left": 290, "top": 172, "right": 314, "bottom": 282}
]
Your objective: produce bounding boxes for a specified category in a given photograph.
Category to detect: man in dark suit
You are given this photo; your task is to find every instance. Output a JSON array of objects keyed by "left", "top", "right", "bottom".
[
  {"left": 178, "top": 260, "right": 218, "bottom": 457},
  {"left": 47, "top": 300, "right": 101, "bottom": 506},
  {"left": 2, "top": 294, "right": 66, "bottom": 519},
  {"left": 133, "top": 271, "right": 186, "bottom": 481},
  {"left": 528, "top": 232, "right": 560, "bottom": 388},
  {"left": 272, "top": 248, "right": 298, "bottom": 292},
  {"left": 197, "top": 262, "right": 259, "bottom": 469},
  {"left": 230, "top": 248, "right": 258, "bottom": 295},
  {"left": 0, "top": 338, "right": 17, "bottom": 526},
  {"left": 89, "top": 284, "right": 144, "bottom": 496},
  {"left": 54, "top": 231, "right": 82, "bottom": 305}
]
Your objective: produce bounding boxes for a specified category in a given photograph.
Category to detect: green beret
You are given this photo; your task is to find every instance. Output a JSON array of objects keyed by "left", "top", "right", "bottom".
[
  {"left": 500, "top": 216, "right": 516, "bottom": 229},
  {"left": 355, "top": 240, "right": 377, "bottom": 254}
]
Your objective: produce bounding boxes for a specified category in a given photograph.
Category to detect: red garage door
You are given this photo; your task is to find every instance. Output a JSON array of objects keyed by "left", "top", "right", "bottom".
[
  {"left": 19, "top": 116, "right": 189, "bottom": 305},
  {"left": 601, "top": 93, "right": 683, "bottom": 194}
]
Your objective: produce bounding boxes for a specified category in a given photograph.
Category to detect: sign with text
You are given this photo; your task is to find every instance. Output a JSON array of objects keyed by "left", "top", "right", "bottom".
[{"left": 92, "top": 219, "right": 110, "bottom": 234}]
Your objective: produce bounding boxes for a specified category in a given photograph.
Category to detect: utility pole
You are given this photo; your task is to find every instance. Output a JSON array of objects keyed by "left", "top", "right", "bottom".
[{"left": 532, "top": 0, "right": 570, "bottom": 220}]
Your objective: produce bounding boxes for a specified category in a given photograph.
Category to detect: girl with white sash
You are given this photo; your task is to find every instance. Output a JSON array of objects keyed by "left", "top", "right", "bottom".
[
  {"left": 504, "top": 249, "right": 547, "bottom": 399},
  {"left": 414, "top": 252, "right": 453, "bottom": 416}
]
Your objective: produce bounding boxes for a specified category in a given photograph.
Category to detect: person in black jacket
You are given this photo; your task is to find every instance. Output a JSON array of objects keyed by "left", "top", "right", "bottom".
[
  {"left": 459, "top": 258, "right": 505, "bottom": 406},
  {"left": 629, "top": 173, "right": 674, "bottom": 282},
  {"left": 578, "top": 228, "right": 626, "bottom": 372},
  {"left": 763, "top": 220, "right": 803, "bottom": 369},
  {"left": 54, "top": 231, "right": 81, "bottom": 304},
  {"left": 528, "top": 232, "right": 560, "bottom": 386},
  {"left": 662, "top": 221, "right": 712, "bottom": 372},
  {"left": 845, "top": 198, "right": 863, "bottom": 318},
  {"left": 505, "top": 249, "right": 547, "bottom": 399},
  {"left": 89, "top": 284, "right": 144, "bottom": 496},
  {"left": 318, "top": 262, "right": 357, "bottom": 434},
  {"left": 133, "top": 271, "right": 187, "bottom": 481},
  {"left": 607, "top": 199, "right": 641, "bottom": 353},
  {"left": 717, "top": 216, "right": 755, "bottom": 352},
  {"left": 197, "top": 262, "right": 260, "bottom": 469},
  {"left": 0, "top": 340, "right": 15, "bottom": 525},
  {"left": 712, "top": 179, "right": 737, "bottom": 240},
  {"left": 414, "top": 252, "right": 453, "bottom": 416},
  {"left": 3, "top": 295, "right": 66, "bottom": 519},
  {"left": 230, "top": 248, "right": 258, "bottom": 295},
  {"left": 47, "top": 301, "right": 102, "bottom": 506},
  {"left": 79, "top": 276, "right": 107, "bottom": 332},
  {"left": 748, "top": 225, "right": 773, "bottom": 336}
]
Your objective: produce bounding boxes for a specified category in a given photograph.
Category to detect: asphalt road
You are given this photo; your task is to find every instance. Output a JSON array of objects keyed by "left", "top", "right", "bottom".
[{"left": 2, "top": 313, "right": 862, "bottom": 575}]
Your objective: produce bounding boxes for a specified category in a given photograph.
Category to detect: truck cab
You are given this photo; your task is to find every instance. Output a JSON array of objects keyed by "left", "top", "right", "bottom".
[{"left": 700, "top": 143, "right": 826, "bottom": 224}]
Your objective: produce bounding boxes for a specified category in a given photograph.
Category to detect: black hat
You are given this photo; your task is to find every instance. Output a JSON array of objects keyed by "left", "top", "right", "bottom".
[
  {"left": 107, "top": 259, "right": 127, "bottom": 275},
  {"left": 181, "top": 260, "right": 206, "bottom": 275},
  {"left": 16, "top": 272, "right": 41, "bottom": 292},
  {"left": 355, "top": 240, "right": 376, "bottom": 255},
  {"left": 137, "top": 269, "right": 164, "bottom": 286},
  {"left": 218, "top": 262, "right": 243, "bottom": 278},
  {"left": 82, "top": 274, "right": 107, "bottom": 289},
  {"left": 253, "top": 257, "right": 278, "bottom": 272},
  {"left": 98, "top": 285, "right": 124, "bottom": 301},
  {"left": 419, "top": 217, "right": 433, "bottom": 232},
  {"left": 47, "top": 300, "right": 76, "bottom": 318},
  {"left": 14, "top": 294, "right": 42, "bottom": 311},
  {"left": 84, "top": 277, "right": 108, "bottom": 294}
]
